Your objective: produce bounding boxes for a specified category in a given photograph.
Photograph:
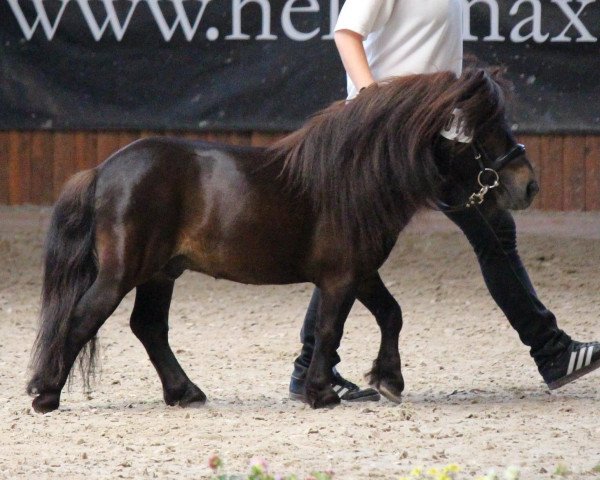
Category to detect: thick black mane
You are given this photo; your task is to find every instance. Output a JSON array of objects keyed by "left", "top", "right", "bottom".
[{"left": 269, "top": 68, "right": 508, "bottom": 256}]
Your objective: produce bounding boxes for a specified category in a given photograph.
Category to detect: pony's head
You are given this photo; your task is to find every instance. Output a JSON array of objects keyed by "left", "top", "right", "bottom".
[{"left": 434, "top": 69, "right": 538, "bottom": 210}]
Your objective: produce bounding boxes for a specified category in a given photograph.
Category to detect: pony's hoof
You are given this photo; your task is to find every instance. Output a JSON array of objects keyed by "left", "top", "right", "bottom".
[
  {"left": 32, "top": 392, "right": 61, "bottom": 414},
  {"left": 306, "top": 387, "right": 341, "bottom": 409},
  {"left": 368, "top": 374, "right": 404, "bottom": 404},
  {"left": 165, "top": 381, "right": 207, "bottom": 408},
  {"left": 179, "top": 383, "right": 207, "bottom": 408},
  {"left": 377, "top": 379, "right": 403, "bottom": 403}
]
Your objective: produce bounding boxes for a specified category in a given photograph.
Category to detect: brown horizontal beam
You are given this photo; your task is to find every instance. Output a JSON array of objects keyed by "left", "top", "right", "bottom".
[{"left": 0, "top": 131, "right": 598, "bottom": 210}]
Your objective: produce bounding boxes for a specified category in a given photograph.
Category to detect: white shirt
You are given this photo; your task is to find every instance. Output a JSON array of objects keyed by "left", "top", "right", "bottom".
[{"left": 335, "top": 0, "right": 464, "bottom": 98}]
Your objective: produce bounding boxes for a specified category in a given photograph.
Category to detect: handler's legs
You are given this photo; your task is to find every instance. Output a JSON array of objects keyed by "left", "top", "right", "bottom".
[{"left": 443, "top": 204, "right": 600, "bottom": 388}]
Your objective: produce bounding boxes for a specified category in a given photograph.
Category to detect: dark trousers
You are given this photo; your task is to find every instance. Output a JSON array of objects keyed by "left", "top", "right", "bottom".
[{"left": 292, "top": 205, "right": 571, "bottom": 379}]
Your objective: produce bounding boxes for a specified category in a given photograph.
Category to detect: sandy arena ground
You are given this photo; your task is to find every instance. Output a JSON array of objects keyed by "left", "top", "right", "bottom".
[{"left": 0, "top": 207, "right": 599, "bottom": 479}]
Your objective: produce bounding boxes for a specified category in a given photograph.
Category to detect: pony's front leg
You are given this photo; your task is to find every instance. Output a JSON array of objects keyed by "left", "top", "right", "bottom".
[
  {"left": 357, "top": 273, "right": 404, "bottom": 403},
  {"left": 305, "top": 283, "right": 355, "bottom": 409}
]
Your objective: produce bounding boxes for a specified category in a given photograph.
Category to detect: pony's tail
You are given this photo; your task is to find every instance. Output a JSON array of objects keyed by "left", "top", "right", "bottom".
[{"left": 27, "top": 168, "right": 99, "bottom": 396}]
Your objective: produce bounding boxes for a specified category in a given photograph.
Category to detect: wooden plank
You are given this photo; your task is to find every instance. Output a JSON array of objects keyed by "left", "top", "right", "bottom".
[
  {"left": 585, "top": 136, "right": 600, "bottom": 211},
  {"left": 561, "top": 136, "right": 586, "bottom": 211},
  {"left": 28, "top": 133, "right": 42, "bottom": 205},
  {"left": 139, "top": 130, "right": 159, "bottom": 139},
  {"left": 518, "top": 135, "right": 542, "bottom": 209},
  {"left": 198, "top": 131, "right": 252, "bottom": 146},
  {"left": 197, "top": 132, "right": 220, "bottom": 144},
  {"left": 227, "top": 132, "right": 252, "bottom": 145},
  {"left": 181, "top": 132, "right": 202, "bottom": 141},
  {"left": 97, "top": 132, "right": 123, "bottom": 165},
  {"left": 19, "top": 132, "right": 33, "bottom": 204},
  {"left": 0, "top": 132, "right": 9, "bottom": 204},
  {"left": 73, "top": 132, "right": 99, "bottom": 170},
  {"left": 53, "top": 132, "right": 77, "bottom": 200},
  {"left": 119, "top": 132, "right": 139, "bottom": 149},
  {"left": 7, "top": 132, "right": 20, "bottom": 204},
  {"left": 538, "top": 135, "right": 564, "bottom": 210},
  {"left": 30, "top": 132, "right": 55, "bottom": 204},
  {"left": 251, "top": 131, "right": 287, "bottom": 147},
  {"left": 8, "top": 131, "right": 32, "bottom": 204}
]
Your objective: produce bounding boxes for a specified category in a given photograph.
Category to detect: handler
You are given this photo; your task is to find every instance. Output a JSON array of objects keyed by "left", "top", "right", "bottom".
[{"left": 289, "top": 0, "right": 600, "bottom": 402}]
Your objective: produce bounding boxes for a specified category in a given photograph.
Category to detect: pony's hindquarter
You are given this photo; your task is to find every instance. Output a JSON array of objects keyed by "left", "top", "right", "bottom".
[{"left": 27, "top": 169, "right": 99, "bottom": 402}]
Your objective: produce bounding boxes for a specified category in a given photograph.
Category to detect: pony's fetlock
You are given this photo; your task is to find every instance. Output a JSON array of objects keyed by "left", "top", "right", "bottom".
[{"left": 26, "top": 376, "right": 41, "bottom": 397}]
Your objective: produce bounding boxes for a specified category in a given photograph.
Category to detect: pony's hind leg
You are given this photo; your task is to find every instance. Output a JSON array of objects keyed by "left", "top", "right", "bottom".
[
  {"left": 130, "top": 277, "right": 206, "bottom": 407},
  {"left": 31, "top": 273, "right": 126, "bottom": 413},
  {"left": 357, "top": 273, "right": 404, "bottom": 403}
]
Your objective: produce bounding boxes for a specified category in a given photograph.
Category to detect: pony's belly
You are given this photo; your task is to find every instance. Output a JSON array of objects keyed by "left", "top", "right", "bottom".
[
  {"left": 189, "top": 258, "right": 307, "bottom": 285},
  {"left": 177, "top": 234, "right": 307, "bottom": 285}
]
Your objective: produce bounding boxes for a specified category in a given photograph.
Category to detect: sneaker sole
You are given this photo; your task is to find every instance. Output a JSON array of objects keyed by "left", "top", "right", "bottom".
[
  {"left": 341, "top": 392, "right": 381, "bottom": 402},
  {"left": 289, "top": 391, "right": 381, "bottom": 403},
  {"left": 547, "top": 357, "right": 600, "bottom": 390}
]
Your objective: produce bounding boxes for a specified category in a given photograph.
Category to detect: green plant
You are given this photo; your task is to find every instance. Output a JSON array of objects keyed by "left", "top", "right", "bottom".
[
  {"left": 554, "top": 464, "right": 571, "bottom": 477},
  {"left": 399, "top": 464, "right": 462, "bottom": 480},
  {"left": 207, "top": 456, "right": 529, "bottom": 480},
  {"left": 207, "top": 454, "right": 332, "bottom": 480}
]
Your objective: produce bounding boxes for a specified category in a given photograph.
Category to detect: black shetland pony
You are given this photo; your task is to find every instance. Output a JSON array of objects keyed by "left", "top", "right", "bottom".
[{"left": 28, "top": 69, "right": 538, "bottom": 413}]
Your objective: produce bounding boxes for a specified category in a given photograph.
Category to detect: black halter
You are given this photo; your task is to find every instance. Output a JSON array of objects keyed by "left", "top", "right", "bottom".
[
  {"left": 477, "top": 141, "right": 526, "bottom": 173},
  {"left": 437, "top": 141, "right": 526, "bottom": 211}
]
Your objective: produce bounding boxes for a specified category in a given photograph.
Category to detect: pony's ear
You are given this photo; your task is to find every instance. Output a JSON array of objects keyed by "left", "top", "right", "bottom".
[
  {"left": 458, "top": 69, "right": 488, "bottom": 102},
  {"left": 488, "top": 66, "right": 507, "bottom": 81}
]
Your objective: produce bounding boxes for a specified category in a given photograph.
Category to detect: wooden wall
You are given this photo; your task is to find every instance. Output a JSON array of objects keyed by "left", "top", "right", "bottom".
[{"left": 0, "top": 131, "right": 599, "bottom": 210}]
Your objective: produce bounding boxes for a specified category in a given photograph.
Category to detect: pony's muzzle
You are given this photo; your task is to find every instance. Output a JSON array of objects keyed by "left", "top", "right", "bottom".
[
  {"left": 526, "top": 179, "right": 540, "bottom": 202},
  {"left": 496, "top": 164, "right": 538, "bottom": 210}
]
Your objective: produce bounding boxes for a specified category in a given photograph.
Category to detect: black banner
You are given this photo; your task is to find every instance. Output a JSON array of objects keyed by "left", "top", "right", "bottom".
[{"left": 0, "top": 0, "right": 598, "bottom": 133}]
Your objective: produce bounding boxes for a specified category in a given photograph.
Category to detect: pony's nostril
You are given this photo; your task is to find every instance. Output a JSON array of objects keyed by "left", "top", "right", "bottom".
[{"left": 527, "top": 180, "right": 540, "bottom": 199}]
